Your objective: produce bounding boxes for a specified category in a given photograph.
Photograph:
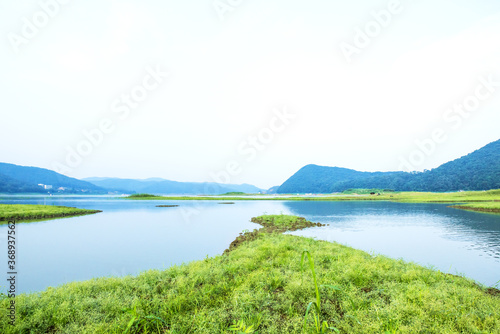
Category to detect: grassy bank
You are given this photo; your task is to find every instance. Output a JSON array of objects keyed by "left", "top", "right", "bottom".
[
  {"left": 0, "top": 204, "right": 102, "bottom": 221},
  {"left": 126, "top": 189, "right": 500, "bottom": 203},
  {"left": 450, "top": 202, "right": 500, "bottom": 214},
  {"left": 126, "top": 190, "right": 500, "bottom": 214},
  {"left": 1, "top": 215, "right": 499, "bottom": 333},
  {"left": 382, "top": 189, "right": 500, "bottom": 203}
]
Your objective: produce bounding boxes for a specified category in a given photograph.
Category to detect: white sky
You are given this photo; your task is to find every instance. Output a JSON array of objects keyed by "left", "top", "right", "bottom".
[{"left": 1, "top": 0, "right": 500, "bottom": 189}]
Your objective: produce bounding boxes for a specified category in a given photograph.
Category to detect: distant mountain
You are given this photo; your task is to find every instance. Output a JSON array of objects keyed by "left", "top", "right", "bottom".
[
  {"left": 0, "top": 162, "right": 106, "bottom": 194},
  {"left": 83, "top": 177, "right": 264, "bottom": 195},
  {"left": 277, "top": 139, "right": 500, "bottom": 193}
]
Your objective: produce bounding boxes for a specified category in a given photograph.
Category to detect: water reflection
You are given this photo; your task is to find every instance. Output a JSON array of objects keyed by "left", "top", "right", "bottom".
[{"left": 284, "top": 201, "right": 500, "bottom": 286}]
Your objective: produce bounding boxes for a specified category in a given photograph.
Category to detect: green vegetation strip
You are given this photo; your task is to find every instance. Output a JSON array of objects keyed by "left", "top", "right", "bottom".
[
  {"left": 450, "top": 202, "right": 500, "bottom": 214},
  {"left": 1, "top": 215, "right": 499, "bottom": 333},
  {"left": 128, "top": 193, "right": 161, "bottom": 198},
  {"left": 126, "top": 189, "right": 500, "bottom": 203},
  {"left": 0, "top": 204, "right": 102, "bottom": 221}
]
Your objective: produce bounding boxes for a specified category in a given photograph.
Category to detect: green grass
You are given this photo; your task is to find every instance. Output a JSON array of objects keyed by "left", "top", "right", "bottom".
[
  {"left": 224, "top": 215, "right": 325, "bottom": 254},
  {"left": 1, "top": 215, "right": 499, "bottom": 333},
  {"left": 253, "top": 214, "right": 325, "bottom": 230},
  {"left": 381, "top": 189, "right": 500, "bottom": 203},
  {"left": 449, "top": 202, "right": 500, "bottom": 214},
  {"left": 0, "top": 204, "right": 101, "bottom": 221},
  {"left": 300, "top": 250, "right": 341, "bottom": 333}
]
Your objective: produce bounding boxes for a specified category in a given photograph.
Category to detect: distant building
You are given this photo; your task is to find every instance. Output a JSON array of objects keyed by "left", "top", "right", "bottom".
[{"left": 38, "top": 184, "right": 53, "bottom": 190}]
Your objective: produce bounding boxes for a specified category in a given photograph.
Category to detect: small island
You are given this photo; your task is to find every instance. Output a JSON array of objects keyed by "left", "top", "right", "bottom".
[
  {"left": 127, "top": 193, "right": 161, "bottom": 198},
  {"left": 220, "top": 191, "right": 246, "bottom": 195}
]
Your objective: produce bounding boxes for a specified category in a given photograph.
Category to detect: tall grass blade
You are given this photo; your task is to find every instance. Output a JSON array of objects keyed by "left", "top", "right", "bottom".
[{"left": 301, "top": 250, "right": 321, "bottom": 312}]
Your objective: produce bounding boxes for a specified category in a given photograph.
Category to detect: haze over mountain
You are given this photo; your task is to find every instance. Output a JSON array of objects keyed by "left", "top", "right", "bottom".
[
  {"left": 0, "top": 162, "right": 106, "bottom": 194},
  {"left": 83, "top": 177, "right": 263, "bottom": 195},
  {"left": 277, "top": 139, "right": 500, "bottom": 193}
]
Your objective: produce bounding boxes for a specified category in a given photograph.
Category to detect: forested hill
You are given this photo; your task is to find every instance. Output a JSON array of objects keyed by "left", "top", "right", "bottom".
[
  {"left": 412, "top": 139, "right": 500, "bottom": 191},
  {"left": 0, "top": 172, "right": 45, "bottom": 194},
  {"left": 0, "top": 163, "right": 106, "bottom": 194},
  {"left": 277, "top": 165, "right": 398, "bottom": 193},
  {"left": 277, "top": 139, "right": 500, "bottom": 193}
]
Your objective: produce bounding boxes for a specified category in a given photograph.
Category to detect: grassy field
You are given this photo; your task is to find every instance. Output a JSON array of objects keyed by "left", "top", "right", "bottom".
[
  {"left": 1, "top": 215, "right": 499, "bottom": 333},
  {"left": 0, "top": 204, "right": 102, "bottom": 221}
]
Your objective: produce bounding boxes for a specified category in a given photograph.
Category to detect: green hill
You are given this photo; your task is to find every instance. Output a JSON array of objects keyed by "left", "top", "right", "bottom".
[
  {"left": 277, "top": 165, "right": 398, "bottom": 193},
  {"left": 277, "top": 139, "right": 500, "bottom": 193},
  {"left": 0, "top": 162, "right": 106, "bottom": 194},
  {"left": 0, "top": 172, "right": 45, "bottom": 194}
]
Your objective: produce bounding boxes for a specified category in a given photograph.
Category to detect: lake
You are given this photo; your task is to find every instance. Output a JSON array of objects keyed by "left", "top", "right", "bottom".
[{"left": 1, "top": 196, "right": 499, "bottom": 294}]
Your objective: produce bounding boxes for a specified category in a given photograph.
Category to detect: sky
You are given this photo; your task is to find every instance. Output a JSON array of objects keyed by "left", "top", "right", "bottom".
[{"left": 1, "top": 0, "right": 500, "bottom": 189}]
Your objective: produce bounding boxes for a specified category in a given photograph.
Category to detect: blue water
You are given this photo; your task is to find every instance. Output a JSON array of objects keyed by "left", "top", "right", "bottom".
[{"left": 0, "top": 196, "right": 499, "bottom": 293}]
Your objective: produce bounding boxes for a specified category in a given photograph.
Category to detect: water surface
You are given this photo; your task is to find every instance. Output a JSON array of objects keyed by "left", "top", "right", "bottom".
[{"left": 0, "top": 197, "right": 499, "bottom": 293}]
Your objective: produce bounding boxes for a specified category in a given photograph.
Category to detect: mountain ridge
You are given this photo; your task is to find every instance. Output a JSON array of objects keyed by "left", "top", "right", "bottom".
[
  {"left": 82, "top": 177, "right": 264, "bottom": 195},
  {"left": 0, "top": 162, "right": 106, "bottom": 194},
  {"left": 277, "top": 139, "right": 500, "bottom": 193}
]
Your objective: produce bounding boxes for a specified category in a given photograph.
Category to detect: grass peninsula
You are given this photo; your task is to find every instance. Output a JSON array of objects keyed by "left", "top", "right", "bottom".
[{"left": 1, "top": 214, "right": 498, "bottom": 333}]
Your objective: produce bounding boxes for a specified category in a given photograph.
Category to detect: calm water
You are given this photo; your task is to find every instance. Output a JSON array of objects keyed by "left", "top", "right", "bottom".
[{"left": 0, "top": 197, "right": 499, "bottom": 294}]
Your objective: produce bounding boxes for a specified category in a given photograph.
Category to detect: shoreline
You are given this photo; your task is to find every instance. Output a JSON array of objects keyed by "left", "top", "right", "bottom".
[
  {"left": 126, "top": 190, "right": 500, "bottom": 215},
  {"left": 449, "top": 204, "right": 500, "bottom": 214},
  {"left": 0, "top": 204, "right": 102, "bottom": 221},
  {"left": 125, "top": 189, "right": 500, "bottom": 202}
]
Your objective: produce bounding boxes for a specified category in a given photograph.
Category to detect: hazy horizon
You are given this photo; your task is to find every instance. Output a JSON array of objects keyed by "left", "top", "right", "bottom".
[
  {"left": 82, "top": 137, "right": 499, "bottom": 189},
  {"left": 4, "top": 135, "right": 497, "bottom": 190},
  {"left": 2, "top": 0, "right": 500, "bottom": 189}
]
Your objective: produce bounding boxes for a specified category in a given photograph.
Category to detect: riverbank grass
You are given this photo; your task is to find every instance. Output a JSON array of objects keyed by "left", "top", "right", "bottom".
[
  {"left": 450, "top": 202, "right": 500, "bottom": 214},
  {"left": 1, "top": 215, "right": 499, "bottom": 333},
  {"left": 126, "top": 189, "right": 500, "bottom": 203},
  {"left": 0, "top": 204, "right": 101, "bottom": 221}
]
